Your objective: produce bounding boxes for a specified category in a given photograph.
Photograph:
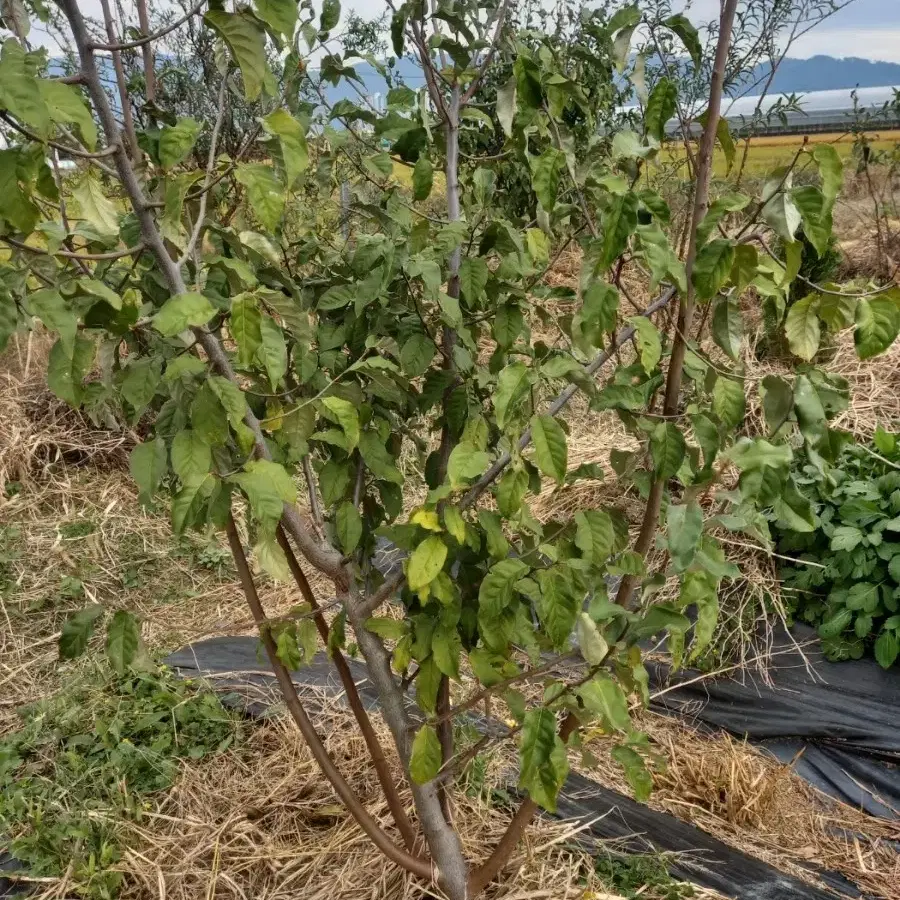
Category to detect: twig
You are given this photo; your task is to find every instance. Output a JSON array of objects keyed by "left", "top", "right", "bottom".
[{"left": 89, "top": 0, "right": 207, "bottom": 50}]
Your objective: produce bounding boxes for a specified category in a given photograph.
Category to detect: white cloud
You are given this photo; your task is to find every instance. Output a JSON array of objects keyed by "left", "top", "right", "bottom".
[{"left": 787, "top": 28, "right": 900, "bottom": 65}]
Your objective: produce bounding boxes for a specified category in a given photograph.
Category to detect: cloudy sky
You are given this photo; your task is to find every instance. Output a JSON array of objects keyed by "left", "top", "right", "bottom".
[{"left": 20, "top": 0, "right": 900, "bottom": 65}]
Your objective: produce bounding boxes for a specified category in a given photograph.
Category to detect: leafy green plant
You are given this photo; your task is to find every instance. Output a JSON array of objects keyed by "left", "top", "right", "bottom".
[
  {"left": 777, "top": 429, "right": 900, "bottom": 667},
  {"left": 0, "top": 665, "right": 238, "bottom": 898},
  {"left": 0, "top": 0, "right": 897, "bottom": 896}
]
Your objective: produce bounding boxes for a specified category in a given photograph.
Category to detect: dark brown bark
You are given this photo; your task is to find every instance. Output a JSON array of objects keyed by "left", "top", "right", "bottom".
[
  {"left": 275, "top": 526, "right": 417, "bottom": 851},
  {"left": 224, "top": 515, "right": 433, "bottom": 879}
]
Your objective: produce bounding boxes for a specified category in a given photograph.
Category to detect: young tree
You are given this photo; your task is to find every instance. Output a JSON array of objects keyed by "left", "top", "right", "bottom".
[{"left": 1, "top": 0, "right": 897, "bottom": 897}]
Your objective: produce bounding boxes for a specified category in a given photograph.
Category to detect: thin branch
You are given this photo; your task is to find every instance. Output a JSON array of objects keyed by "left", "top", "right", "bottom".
[
  {"left": 177, "top": 75, "right": 228, "bottom": 268},
  {"left": 89, "top": 0, "right": 207, "bottom": 50},
  {"left": 614, "top": 0, "right": 740, "bottom": 610},
  {"left": 0, "top": 111, "right": 120, "bottom": 159},
  {"left": 97, "top": 0, "right": 139, "bottom": 159},
  {"left": 3, "top": 237, "right": 145, "bottom": 261},
  {"left": 134, "top": 0, "right": 156, "bottom": 103},
  {"left": 461, "top": 0, "right": 512, "bottom": 104},
  {"left": 224, "top": 515, "right": 431, "bottom": 878},
  {"left": 275, "top": 527, "right": 418, "bottom": 852}
]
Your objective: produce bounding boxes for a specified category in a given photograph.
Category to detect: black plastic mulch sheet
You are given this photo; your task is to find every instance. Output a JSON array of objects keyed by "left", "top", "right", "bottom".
[
  {"left": 158, "top": 636, "right": 862, "bottom": 900},
  {"left": 646, "top": 623, "right": 900, "bottom": 820}
]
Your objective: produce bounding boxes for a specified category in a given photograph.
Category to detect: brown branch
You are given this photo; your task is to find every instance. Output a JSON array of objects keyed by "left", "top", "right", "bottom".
[
  {"left": 275, "top": 526, "right": 418, "bottom": 852},
  {"left": 436, "top": 676, "right": 453, "bottom": 822},
  {"left": 97, "top": 0, "right": 139, "bottom": 159},
  {"left": 460, "top": 0, "right": 512, "bottom": 104},
  {"left": 89, "top": 0, "right": 207, "bottom": 50},
  {"left": 224, "top": 515, "right": 432, "bottom": 879},
  {"left": 467, "top": 712, "right": 579, "bottom": 894},
  {"left": 0, "top": 111, "right": 120, "bottom": 159},
  {"left": 3, "top": 236, "right": 145, "bottom": 261},
  {"left": 614, "top": 0, "right": 740, "bottom": 610},
  {"left": 134, "top": 0, "right": 156, "bottom": 103}
]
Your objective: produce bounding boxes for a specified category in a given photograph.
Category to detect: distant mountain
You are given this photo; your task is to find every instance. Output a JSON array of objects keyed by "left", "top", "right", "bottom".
[
  {"left": 745, "top": 56, "right": 900, "bottom": 95},
  {"left": 322, "top": 55, "right": 900, "bottom": 110}
]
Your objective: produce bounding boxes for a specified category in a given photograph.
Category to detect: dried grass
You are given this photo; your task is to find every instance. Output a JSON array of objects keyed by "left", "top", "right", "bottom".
[{"left": 580, "top": 711, "right": 900, "bottom": 900}]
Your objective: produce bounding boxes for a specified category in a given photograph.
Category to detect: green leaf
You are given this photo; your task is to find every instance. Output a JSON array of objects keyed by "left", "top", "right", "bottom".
[
  {"left": 335, "top": 501, "right": 362, "bottom": 554},
  {"left": 667, "top": 501, "right": 703, "bottom": 572},
  {"left": 785, "top": 294, "right": 821, "bottom": 360},
  {"left": 644, "top": 77, "right": 677, "bottom": 142},
  {"left": 0, "top": 47, "right": 48, "bottom": 134},
  {"left": 407, "top": 535, "right": 447, "bottom": 593},
  {"left": 612, "top": 744, "right": 653, "bottom": 801},
  {"left": 530, "top": 149, "right": 563, "bottom": 211},
  {"left": 205, "top": 10, "right": 267, "bottom": 101},
  {"left": 236, "top": 163, "right": 284, "bottom": 232},
  {"left": 478, "top": 509, "right": 509, "bottom": 560},
  {"left": 171, "top": 430, "right": 211, "bottom": 482},
  {"left": 47, "top": 334, "right": 93, "bottom": 406},
  {"left": 106, "top": 609, "right": 141, "bottom": 675},
  {"left": 257, "top": 314, "right": 287, "bottom": 390},
  {"left": 761, "top": 175, "right": 801, "bottom": 242},
  {"left": 231, "top": 459, "right": 297, "bottom": 530},
  {"left": 153, "top": 292, "right": 216, "bottom": 336},
  {"left": 409, "top": 724, "right": 441, "bottom": 784},
  {"left": 578, "top": 674, "right": 630, "bottom": 731},
  {"left": 664, "top": 13, "right": 702, "bottom": 66},
  {"left": 573, "top": 282, "right": 619, "bottom": 352},
  {"left": 730, "top": 243, "right": 759, "bottom": 295},
  {"left": 447, "top": 442, "right": 491, "bottom": 489},
  {"left": 692, "top": 239, "right": 735, "bottom": 301},
  {"left": 697, "top": 193, "right": 750, "bottom": 246},
  {"left": 812, "top": 144, "right": 843, "bottom": 209},
  {"left": 854, "top": 297, "right": 900, "bottom": 360},
  {"left": 494, "top": 362, "right": 532, "bottom": 430},
  {"left": 459, "top": 257, "right": 489, "bottom": 304},
  {"left": 400, "top": 332, "right": 435, "bottom": 377},
  {"left": 598, "top": 192, "right": 639, "bottom": 270},
  {"left": 691, "top": 413, "right": 719, "bottom": 467},
  {"left": 29, "top": 288, "right": 76, "bottom": 352},
  {"left": 432, "top": 623, "right": 462, "bottom": 679},
  {"left": 231, "top": 294, "right": 262, "bottom": 366},
  {"left": 479, "top": 558, "right": 529, "bottom": 618},
  {"left": 628, "top": 316, "right": 662, "bottom": 372},
  {"left": 321, "top": 396, "right": 359, "bottom": 449},
  {"left": 761, "top": 375, "right": 793, "bottom": 435},
  {"left": 320, "top": 0, "right": 340, "bottom": 31},
  {"left": 650, "top": 423, "right": 685, "bottom": 480},
  {"left": 574, "top": 509, "right": 616, "bottom": 562},
  {"left": 711, "top": 298, "right": 743, "bottom": 360},
  {"left": 72, "top": 173, "right": 119, "bottom": 237},
  {"left": 496, "top": 468, "right": 528, "bottom": 518},
  {"left": 255, "top": 531, "right": 291, "bottom": 581},
  {"left": 497, "top": 75, "right": 517, "bottom": 137},
  {"left": 726, "top": 437, "right": 791, "bottom": 471},
  {"left": 171, "top": 473, "right": 215, "bottom": 533},
  {"left": 120, "top": 357, "right": 162, "bottom": 416},
  {"left": 874, "top": 630, "right": 899, "bottom": 669},
  {"left": 518, "top": 708, "right": 569, "bottom": 812},
  {"left": 38, "top": 79, "right": 97, "bottom": 149},
  {"left": 831, "top": 525, "right": 863, "bottom": 552},
  {"left": 412, "top": 155, "right": 433, "bottom": 202},
  {"left": 59, "top": 604, "right": 104, "bottom": 659},
  {"left": 254, "top": 0, "right": 297, "bottom": 38},
  {"left": 130, "top": 437, "right": 167, "bottom": 505},
  {"left": 159, "top": 117, "right": 202, "bottom": 168},
  {"left": 576, "top": 613, "right": 609, "bottom": 665},
  {"left": 366, "top": 617, "right": 407, "bottom": 640},
  {"left": 262, "top": 109, "right": 309, "bottom": 187},
  {"left": 680, "top": 569, "right": 718, "bottom": 659},
  {"left": 712, "top": 378, "right": 745, "bottom": 429},
  {"left": 359, "top": 430, "right": 403, "bottom": 484},
  {"left": 715, "top": 119, "right": 736, "bottom": 174},
  {"left": 535, "top": 570, "right": 579, "bottom": 647},
  {"left": 416, "top": 656, "right": 442, "bottom": 714},
  {"left": 0, "top": 149, "right": 38, "bottom": 233},
  {"left": 209, "top": 376, "right": 248, "bottom": 429},
  {"left": 530, "top": 415, "right": 567, "bottom": 484}
]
